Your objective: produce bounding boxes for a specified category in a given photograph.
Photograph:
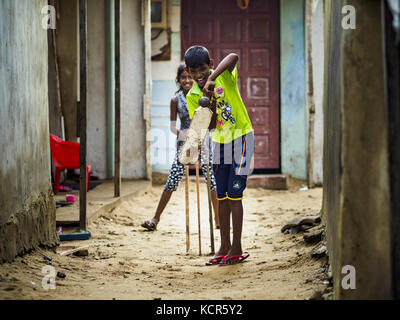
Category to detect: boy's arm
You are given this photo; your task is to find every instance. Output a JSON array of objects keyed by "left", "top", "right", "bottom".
[
  {"left": 203, "top": 53, "right": 239, "bottom": 97},
  {"left": 208, "top": 96, "right": 217, "bottom": 131}
]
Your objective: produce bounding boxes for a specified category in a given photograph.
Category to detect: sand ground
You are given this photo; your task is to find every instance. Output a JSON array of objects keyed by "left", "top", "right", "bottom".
[{"left": 0, "top": 183, "right": 328, "bottom": 300}]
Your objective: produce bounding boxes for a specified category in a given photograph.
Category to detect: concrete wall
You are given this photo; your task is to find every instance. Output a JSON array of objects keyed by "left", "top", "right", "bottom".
[
  {"left": 56, "top": 0, "right": 79, "bottom": 142},
  {"left": 280, "top": 0, "right": 307, "bottom": 180},
  {"left": 384, "top": 0, "right": 400, "bottom": 299},
  {"left": 324, "top": 0, "right": 392, "bottom": 299},
  {"left": 0, "top": 0, "right": 58, "bottom": 262},
  {"left": 54, "top": 0, "right": 148, "bottom": 180},
  {"left": 52, "top": 0, "right": 148, "bottom": 180},
  {"left": 311, "top": 0, "right": 324, "bottom": 185},
  {"left": 87, "top": 0, "right": 107, "bottom": 179},
  {"left": 322, "top": 0, "right": 342, "bottom": 294},
  {"left": 120, "top": 0, "right": 147, "bottom": 178}
]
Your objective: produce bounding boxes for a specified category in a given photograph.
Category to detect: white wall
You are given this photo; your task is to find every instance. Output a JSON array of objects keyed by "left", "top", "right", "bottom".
[
  {"left": 121, "top": 0, "right": 147, "bottom": 178},
  {"left": 311, "top": 0, "right": 324, "bottom": 185},
  {"left": 87, "top": 0, "right": 107, "bottom": 179}
]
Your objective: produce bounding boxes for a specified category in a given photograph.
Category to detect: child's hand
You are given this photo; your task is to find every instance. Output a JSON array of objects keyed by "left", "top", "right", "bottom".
[
  {"left": 178, "top": 129, "right": 188, "bottom": 142},
  {"left": 202, "top": 80, "right": 215, "bottom": 98},
  {"left": 209, "top": 96, "right": 217, "bottom": 112}
]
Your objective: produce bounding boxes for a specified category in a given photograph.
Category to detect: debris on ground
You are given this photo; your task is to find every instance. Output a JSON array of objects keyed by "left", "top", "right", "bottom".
[
  {"left": 311, "top": 243, "right": 327, "bottom": 259},
  {"left": 309, "top": 290, "right": 323, "bottom": 300},
  {"left": 43, "top": 255, "right": 52, "bottom": 262},
  {"left": 303, "top": 226, "right": 325, "bottom": 244},
  {"left": 57, "top": 245, "right": 89, "bottom": 257},
  {"left": 281, "top": 216, "right": 321, "bottom": 234}
]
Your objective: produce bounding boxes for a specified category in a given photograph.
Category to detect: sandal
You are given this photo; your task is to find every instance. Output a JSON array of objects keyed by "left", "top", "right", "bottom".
[
  {"left": 219, "top": 253, "right": 250, "bottom": 266},
  {"left": 141, "top": 219, "right": 157, "bottom": 231},
  {"left": 59, "top": 185, "right": 73, "bottom": 192},
  {"left": 205, "top": 255, "right": 226, "bottom": 266}
]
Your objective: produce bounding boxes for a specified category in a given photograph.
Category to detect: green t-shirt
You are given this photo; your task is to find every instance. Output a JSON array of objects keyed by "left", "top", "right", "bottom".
[{"left": 186, "top": 67, "right": 253, "bottom": 144}]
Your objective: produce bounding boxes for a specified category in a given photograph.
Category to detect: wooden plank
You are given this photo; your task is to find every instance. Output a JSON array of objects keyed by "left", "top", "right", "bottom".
[
  {"left": 195, "top": 162, "right": 201, "bottom": 255},
  {"left": 56, "top": 221, "right": 80, "bottom": 227},
  {"left": 79, "top": 0, "right": 87, "bottom": 229},
  {"left": 206, "top": 147, "right": 215, "bottom": 254},
  {"left": 185, "top": 165, "right": 190, "bottom": 252},
  {"left": 114, "top": 0, "right": 121, "bottom": 197}
]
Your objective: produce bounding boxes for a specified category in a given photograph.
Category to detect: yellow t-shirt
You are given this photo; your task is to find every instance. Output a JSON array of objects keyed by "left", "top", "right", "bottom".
[{"left": 186, "top": 67, "right": 253, "bottom": 144}]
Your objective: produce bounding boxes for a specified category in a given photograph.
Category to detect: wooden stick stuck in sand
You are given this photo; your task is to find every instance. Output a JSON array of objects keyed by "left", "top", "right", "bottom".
[
  {"left": 206, "top": 147, "right": 215, "bottom": 254},
  {"left": 195, "top": 162, "right": 202, "bottom": 256},
  {"left": 185, "top": 165, "right": 190, "bottom": 253}
]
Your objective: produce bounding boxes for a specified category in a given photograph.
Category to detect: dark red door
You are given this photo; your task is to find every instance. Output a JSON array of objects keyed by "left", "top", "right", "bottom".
[{"left": 182, "top": 0, "right": 280, "bottom": 170}]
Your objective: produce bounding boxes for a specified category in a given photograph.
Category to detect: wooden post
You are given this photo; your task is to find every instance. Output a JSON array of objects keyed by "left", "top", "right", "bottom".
[
  {"left": 79, "top": 0, "right": 87, "bottom": 230},
  {"left": 114, "top": 0, "right": 121, "bottom": 197},
  {"left": 206, "top": 146, "right": 215, "bottom": 254},
  {"left": 195, "top": 162, "right": 201, "bottom": 256},
  {"left": 185, "top": 165, "right": 190, "bottom": 253}
]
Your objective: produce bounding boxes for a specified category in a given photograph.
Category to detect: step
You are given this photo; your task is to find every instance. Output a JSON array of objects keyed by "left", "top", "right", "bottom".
[{"left": 152, "top": 171, "right": 288, "bottom": 190}]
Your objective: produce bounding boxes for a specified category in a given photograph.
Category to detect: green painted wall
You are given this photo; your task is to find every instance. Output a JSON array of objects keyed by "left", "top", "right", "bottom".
[{"left": 280, "top": 0, "right": 307, "bottom": 180}]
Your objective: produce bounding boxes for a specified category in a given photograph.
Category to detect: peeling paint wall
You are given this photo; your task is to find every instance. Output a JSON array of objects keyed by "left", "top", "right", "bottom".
[
  {"left": 280, "top": 0, "right": 307, "bottom": 180},
  {"left": 0, "top": 0, "right": 58, "bottom": 262},
  {"left": 87, "top": 0, "right": 107, "bottom": 180},
  {"left": 307, "top": 0, "right": 325, "bottom": 186},
  {"left": 310, "top": 0, "right": 324, "bottom": 185},
  {"left": 120, "top": 0, "right": 147, "bottom": 178}
]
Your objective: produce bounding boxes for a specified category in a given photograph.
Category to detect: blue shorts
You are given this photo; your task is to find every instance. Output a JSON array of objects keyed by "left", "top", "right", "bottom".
[{"left": 212, "top": 132, "right": 254, "bottom": 200}]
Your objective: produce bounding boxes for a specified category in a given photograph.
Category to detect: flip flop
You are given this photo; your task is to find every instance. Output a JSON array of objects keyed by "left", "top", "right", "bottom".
[
  {"left": 59, "top": 185, "right": 73, "bottom": 192},
  {"left": 55, "top": 200, "right": 74, "bottom": 208},
  {"left": 205, "top": 255, "right": 226, "bottom": 266},
  {"left": 141, "top": 220, "right": 157, "bottom": 231},
  {"left": 219, "top": 253, "right": 250, "bottom": 266}
]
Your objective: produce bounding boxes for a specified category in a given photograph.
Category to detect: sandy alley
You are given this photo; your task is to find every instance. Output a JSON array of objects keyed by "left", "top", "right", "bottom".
[{"left": 0, "top": 183, "right": 329, "bottom": 300}]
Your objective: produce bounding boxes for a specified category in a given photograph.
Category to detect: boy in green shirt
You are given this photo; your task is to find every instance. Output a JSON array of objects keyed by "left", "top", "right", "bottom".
[{"left": 185, "top": 45, "right": 254, "bottom": 266}]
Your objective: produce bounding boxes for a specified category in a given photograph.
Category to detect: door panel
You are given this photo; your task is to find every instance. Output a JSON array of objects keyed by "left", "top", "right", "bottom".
[{"left": 182, "top": 0, "right": 280, "bottom": 169}]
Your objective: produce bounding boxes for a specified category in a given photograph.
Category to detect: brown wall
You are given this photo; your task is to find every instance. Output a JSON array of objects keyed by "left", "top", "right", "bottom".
[
  {"left": 384, "top": 0, "right": 400, "bottom": 299},
  {"left": 324, "top": 0, "right": 392, "bottom": 299}
]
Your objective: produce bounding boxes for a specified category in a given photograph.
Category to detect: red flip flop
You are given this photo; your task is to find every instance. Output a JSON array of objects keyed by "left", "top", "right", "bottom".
[
  {"left": 205, "top": 255, "right": 226, "bottom": 266},
  {"left": 59, "top": 185, "right": 73, "bottom": 192},
  {"left": 219, "top": 253, "right": 250, "bottom": 266}
]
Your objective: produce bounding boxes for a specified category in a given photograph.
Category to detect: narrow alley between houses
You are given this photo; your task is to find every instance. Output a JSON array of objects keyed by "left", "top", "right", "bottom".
[
  {"left": 2, "top": 0, "right": 400, "bottom": 303},
  {"left": 0, "top": 184, "right": 328, "bottom": 300}
]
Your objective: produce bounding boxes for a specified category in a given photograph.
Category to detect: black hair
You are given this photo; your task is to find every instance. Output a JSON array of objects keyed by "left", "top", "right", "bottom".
[
  {"left": 184, "top": 45, "right": 210, "bottom": 68},
  {"left": 175, "top": 63, "right": 186, "bottom": 94}
]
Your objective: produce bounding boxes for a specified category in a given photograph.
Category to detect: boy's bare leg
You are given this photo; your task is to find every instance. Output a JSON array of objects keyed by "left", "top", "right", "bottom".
[
  {"left": 211, "top": 190, "right": 220, "bottom": 228},
  {"left": 216, "top": 199, "right": 231, "bottom": 256},
  {"left": 151, "top": 190, "right": 173, "bottom": 224},
  {"left": 226, "top": 200, "right": 243, "bottom": 258}
]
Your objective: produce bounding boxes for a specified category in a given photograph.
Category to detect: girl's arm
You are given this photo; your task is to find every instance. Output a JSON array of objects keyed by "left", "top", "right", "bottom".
[{"left": 170, "top": 97, "right": 179, "bottom": 136}]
